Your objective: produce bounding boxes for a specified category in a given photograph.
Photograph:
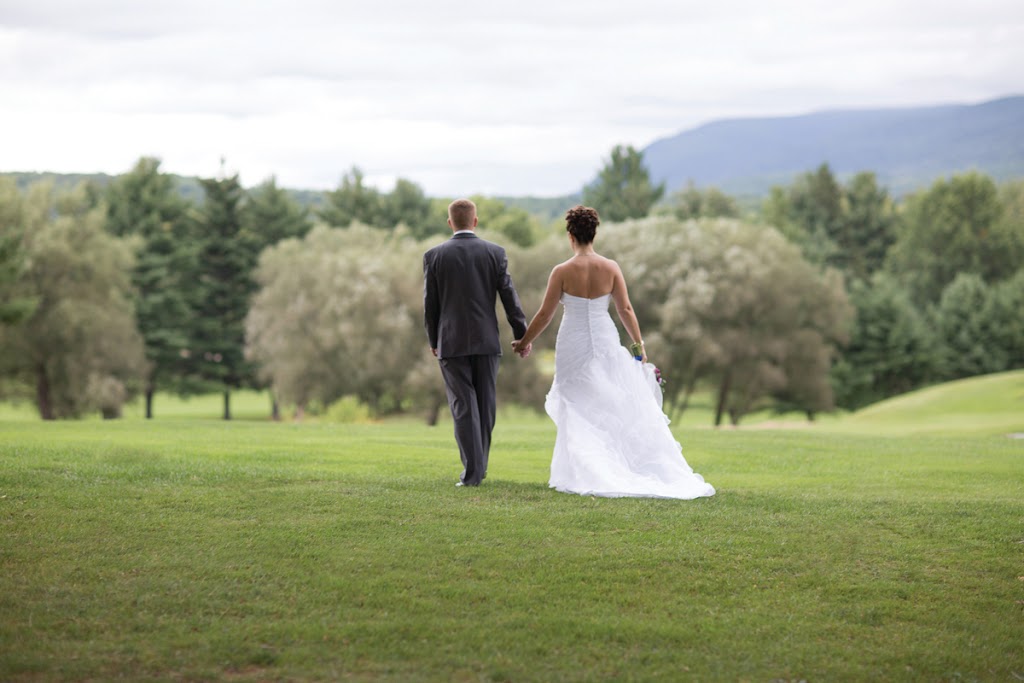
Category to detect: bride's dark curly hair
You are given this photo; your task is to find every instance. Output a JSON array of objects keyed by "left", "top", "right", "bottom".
[{"left": 565, "top": 205, "right": 600, "bottom": 245}]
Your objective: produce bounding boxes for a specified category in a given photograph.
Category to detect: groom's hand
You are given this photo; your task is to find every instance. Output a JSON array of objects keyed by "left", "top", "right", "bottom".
[{"left": 511, "top": 339, "right": 532, "bottom": 358}]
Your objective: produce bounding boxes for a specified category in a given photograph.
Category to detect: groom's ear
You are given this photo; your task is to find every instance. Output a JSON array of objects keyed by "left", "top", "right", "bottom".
[{"left": 473, "top": 216, "right": 479, "bottom": 228}]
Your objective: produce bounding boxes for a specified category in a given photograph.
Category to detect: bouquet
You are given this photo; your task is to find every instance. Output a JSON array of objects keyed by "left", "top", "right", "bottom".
[{"left": 653, "top": 365, "right": 666, "bottom": 393}]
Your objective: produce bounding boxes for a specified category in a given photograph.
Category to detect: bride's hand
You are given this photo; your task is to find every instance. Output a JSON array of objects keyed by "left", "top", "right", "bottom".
[{"left": 511, "top": 339, "right": 531, "bottom": 358}]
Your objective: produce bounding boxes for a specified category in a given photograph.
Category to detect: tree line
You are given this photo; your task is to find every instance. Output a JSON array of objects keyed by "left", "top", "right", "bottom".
[
  {"left": 0, "top": 160, "right": 547, "bottom": 420},
  {"left": 0, "top": 150, "right": 1022, "bottom": 423},
  {"left": 583, "top": 146, "right": 1024, "bottom": 416}
]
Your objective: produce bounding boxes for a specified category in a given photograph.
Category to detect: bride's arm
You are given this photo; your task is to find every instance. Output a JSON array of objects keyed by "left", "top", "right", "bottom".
[
  {"left": 610, "top": 262, "right": 647, "bottom": 362},
  {"left": 512, "top": 266, "right": 564, "bottom": 352}
]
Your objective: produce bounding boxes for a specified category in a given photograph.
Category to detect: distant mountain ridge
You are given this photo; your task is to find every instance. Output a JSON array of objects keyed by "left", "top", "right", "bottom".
[
  {"left": 642, "top": 95, "right": 1024, "bottom": 197},
  {"left": 5, "top": 96, "right": 1023, "bottom": 206}
]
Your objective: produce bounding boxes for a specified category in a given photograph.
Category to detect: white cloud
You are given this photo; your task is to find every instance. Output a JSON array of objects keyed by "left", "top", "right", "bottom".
[{"left": 1, "top": 0, "right": 1022, "bottom": 195}]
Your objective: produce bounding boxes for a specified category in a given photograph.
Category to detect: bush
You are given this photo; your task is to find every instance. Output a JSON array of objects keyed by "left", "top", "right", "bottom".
[{"left": 322, "top": 395, "right": 374, "bottom": 423}]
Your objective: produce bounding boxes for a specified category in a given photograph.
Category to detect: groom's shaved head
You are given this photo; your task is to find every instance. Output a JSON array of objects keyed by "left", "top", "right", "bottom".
[{"left": 448, "top": 199, "right": 477, "bottom": 230}]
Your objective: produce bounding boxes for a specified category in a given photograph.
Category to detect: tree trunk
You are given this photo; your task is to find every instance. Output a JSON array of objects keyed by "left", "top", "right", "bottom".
[
  {"left": 731, "top": 377, "right": 759, "bottom": 427},
  {"left": 36, "top": 366, "right": 55, "bottom": 421},
  {"left": 145, "top": 385, "right": 154, "bottom": 420},
  {"left": 806, "top": 410, "right": 816, "bottom": 422},
  {"left": 679, "top": 374, "right": 696, "bottom": 411},
  {"left": 426, "top": 393, "right": 444, "bottom": 426},
  {"left": 714, "top": 371, "right": 732, "bottom": 427},
  {"left": 667, "top": 376, "right": 693, "bottom": 422},
  {"left": 271, "top": 394, "right": 281, "bottom": 422},
  {"left": 223, "top": 389, "right": 231, "bottom": 421},
  {"left": 101, "top": 405, "right": 122, "bottom": 420}
]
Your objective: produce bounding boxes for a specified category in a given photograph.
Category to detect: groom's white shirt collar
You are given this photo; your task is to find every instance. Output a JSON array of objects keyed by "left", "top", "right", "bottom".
[{"left": 452, "top": 230, "right": 476, "bottom": 236}]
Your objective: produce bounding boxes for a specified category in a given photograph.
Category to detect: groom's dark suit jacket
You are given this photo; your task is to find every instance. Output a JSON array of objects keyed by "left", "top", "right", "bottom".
[{"left": 423, "top": 232, "right": 527, "bottom": 359}]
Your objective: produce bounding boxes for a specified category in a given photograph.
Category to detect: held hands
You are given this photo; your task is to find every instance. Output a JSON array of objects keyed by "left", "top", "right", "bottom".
[{"left": 511, "top": 339, "right": 532, "bottom": 358}]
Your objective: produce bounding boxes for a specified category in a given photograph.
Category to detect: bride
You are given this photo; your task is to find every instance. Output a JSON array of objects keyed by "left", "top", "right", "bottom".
[{"left": 511, "top": 205, "right": 715, "bottom": 500}]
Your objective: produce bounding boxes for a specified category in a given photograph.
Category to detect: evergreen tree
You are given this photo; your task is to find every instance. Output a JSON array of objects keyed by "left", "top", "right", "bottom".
[
  {"left": 244, "top": 176, "right": 313, "bottom": 248},
  {"left": 992, "top": 180, "right": 1024, "bottom": 280},
  {"left": 887, "top": 172, "right": 1007, "bottom": 305},
  {"left": 0, "top": 179, "right": 37, "bottom": 326},
  {"left": 319, "top": 166, "right": 382, "bottom": 228},
  {"left": 380, "top": 178, "right": 432, "bottom": 238},
  {"left": 983, "top": 269, "right": 1024, "bottom": 371},
  {"left": 239, "top": 177, "right": 313, "bottom": 419},
  {"left": 934, "top": 273, "right": 1006, "bottom": 379},
  {"left": 791, "top": 163, "right": 843, "bottom": 240},
  {"left": 105, "top": 157, "right": 192, "bottom": 418},
  {"left": 831, "top": 275, "right": 941, "bottom": 409},
  {"left": 583, "top": 145, "right": 665, "bottom": 222},
  {"left": 767, "top": 166, "right": 897, "bottom": 282},
  {"left": 840, "top": 172, "right": 897, "bottom": 281},
  {"left": 190, "top": 172, "right": 257, "bottom": 420},
  {"left": 765, "top": 163, "right": 843, "bottom": 267}
]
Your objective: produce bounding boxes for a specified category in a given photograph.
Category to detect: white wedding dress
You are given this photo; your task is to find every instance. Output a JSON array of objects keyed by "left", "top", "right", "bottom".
[{"left": 544, "top": 293, "right": 715, "bottom": 499}]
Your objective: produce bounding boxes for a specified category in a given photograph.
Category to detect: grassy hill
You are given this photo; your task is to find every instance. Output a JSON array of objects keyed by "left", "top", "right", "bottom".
[{"left": 838, "top": 370, "right": 1024, "bottom": 436}]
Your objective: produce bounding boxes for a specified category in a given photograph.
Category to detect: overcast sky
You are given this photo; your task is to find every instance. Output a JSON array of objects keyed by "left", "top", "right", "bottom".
[{"left": 1, "top": 0, "right": 1022, "bottom": 196}]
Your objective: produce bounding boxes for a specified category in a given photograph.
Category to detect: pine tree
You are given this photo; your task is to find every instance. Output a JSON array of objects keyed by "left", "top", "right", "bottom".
[
  {"left": 243, "top": 177, "right": 313, "bottom": 248},
  {"left": 190, "top": 172, "right": 257, "bottom": 420},
  {"left": 583, "top": 145, "right": 665, "bottom": 222},
  {"left": 380, "top": 178, "right": 432, "bottom": 237},
  {"left": 0, "top": 180, "right": 37, "bottom": 326},
  {"left": 105, "top": 157, "right": 192, "bottom": 418},
  {"left": 319, "top": 166, "right": 382, "bottom": 228},
  {"left": 888, "top": 172, "right": 1005, "bottom": 305},
  {"left": 830, "top": 275, "right": 941, "bottom": 409},
  {"left": 840, "top": 172, "right": 897, "bottom": 281},
  {"left": 935, "top": 273, "right": 1005, "bottom": 379}
]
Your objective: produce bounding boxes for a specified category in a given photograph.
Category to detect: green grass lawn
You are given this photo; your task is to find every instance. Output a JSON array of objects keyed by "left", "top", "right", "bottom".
[{"left": 1, "top": 374, "right": 1023, "bottom": 681}]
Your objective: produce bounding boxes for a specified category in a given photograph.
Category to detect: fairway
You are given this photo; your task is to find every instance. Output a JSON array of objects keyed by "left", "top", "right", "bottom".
[{"left": 2, "top": 381, "right": 1023, "bottom": 681}]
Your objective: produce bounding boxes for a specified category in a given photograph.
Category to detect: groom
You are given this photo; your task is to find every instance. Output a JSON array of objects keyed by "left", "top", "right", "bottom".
[{"left": 423, "top": 199, "right": 530, "bottom": 486}]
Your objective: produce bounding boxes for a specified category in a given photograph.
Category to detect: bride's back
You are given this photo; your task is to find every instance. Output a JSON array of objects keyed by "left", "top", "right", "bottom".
[{"left": 559, "top": 253, "right": 618, "bottom": 299}]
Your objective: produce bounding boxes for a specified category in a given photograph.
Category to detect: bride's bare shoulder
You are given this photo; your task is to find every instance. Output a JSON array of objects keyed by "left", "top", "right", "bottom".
[
  {"left": 597, "top": 254, "right": 622, "bottom": 271},
  {"left": 548, "top": 259, "right": 575, "bottom": 285},
  {"left": 551, "top": 258, "right": 574, "bottom": 274}
]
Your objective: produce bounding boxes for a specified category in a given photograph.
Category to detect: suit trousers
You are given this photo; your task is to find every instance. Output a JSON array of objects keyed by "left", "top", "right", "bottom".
[{"left": 438, "top": 354, "right": 500, "bottom": 485}]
